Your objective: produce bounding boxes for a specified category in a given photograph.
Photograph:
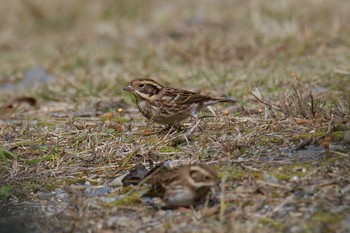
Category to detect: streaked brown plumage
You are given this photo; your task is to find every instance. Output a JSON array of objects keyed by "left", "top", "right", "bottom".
[
  {"left": 143, "top": 164, "right": 218, "bottom": 208},
  {"left": 123, "top": 78, "right": 236, "bottom": 125}
]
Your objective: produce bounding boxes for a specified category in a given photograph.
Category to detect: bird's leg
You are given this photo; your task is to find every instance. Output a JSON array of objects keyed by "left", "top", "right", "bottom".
[
  {"left": 157, "top": 123, "right": 182, "bottom": 135},
  {"left": 155, "top": 125, "right": 172, "bottom": 135},
  {"left": 142, "top": 121, "right": 157, "bottom": 136}
]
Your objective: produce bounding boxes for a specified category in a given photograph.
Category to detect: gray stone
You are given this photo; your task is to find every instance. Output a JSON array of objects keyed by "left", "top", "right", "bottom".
[{"left": 84, "top": 186, "right": 111, "bottom": 196}]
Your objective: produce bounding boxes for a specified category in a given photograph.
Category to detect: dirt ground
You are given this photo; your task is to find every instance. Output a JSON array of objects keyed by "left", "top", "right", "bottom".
[{"left": 0, "top": 1, "right": 349, "bottom": 232}]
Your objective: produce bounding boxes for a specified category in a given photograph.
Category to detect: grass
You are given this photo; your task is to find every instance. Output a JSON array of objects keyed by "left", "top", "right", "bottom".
[{"left": 1, "top": 0, "right": 350, "bottom": 232}]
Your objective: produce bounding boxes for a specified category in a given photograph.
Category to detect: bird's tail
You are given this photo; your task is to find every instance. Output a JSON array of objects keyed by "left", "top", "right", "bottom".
[
  {"left": 211, "top": 97, "right": 238, "bottom": 104},
  {"left": 216, "top": 98, "right": 237, "bottom": 103}
]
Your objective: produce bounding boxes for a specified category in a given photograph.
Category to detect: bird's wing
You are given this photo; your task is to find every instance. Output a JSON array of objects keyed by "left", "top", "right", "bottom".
[
  {"left": 143, "top": 166, "right": 181, "bottom": 198},
  {"left": 163, "top": 88, "right": 211, "bottom": 105}
]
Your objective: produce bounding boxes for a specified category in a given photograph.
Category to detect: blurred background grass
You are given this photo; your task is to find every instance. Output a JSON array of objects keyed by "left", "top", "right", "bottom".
[{"left": 0, "top": 0, "right": 349, "bottom": 102}]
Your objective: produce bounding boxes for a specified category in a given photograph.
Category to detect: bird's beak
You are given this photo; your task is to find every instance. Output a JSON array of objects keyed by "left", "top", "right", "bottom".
[{"left": 123, "top": 84, "right": 133, "bottom": 92}]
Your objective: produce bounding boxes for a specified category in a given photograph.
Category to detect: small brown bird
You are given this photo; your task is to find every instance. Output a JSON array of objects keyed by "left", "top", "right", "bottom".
[
  {"left": 123, "top": 78, "right": 236, "bottom": 126},
  {"left": 143, "top": 163, "right": 219, "bottom": 208}
]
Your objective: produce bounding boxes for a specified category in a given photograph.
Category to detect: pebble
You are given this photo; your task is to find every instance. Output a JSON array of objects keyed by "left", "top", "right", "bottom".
[
  {"left": 109, "top": 174, "right": 128, "bottom": 187},
  {"left": 290, "top": 176, "right": 300, "bottom": 182},
  {"left": 55, "top": 189, "right": 70, "bottom": 202},
  {"left": 84, "top": 186, "right": 111, "bottom": 196},
  {"left": 0, "top": 67, "right": 53, "bottom": 91},
  {"left": 263, "top": 173, "right": 280, "bottom": 184},
  {"left": 106, "top": 216, "right": 130, "bottom": 227}
]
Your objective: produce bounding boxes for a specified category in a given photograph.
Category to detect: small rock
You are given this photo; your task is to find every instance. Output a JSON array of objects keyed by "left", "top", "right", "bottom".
[
  {"left": 41, "top": 204, "right": 65, "bottom": 217},
  {"left": 341, "top": 184, "right": 350, "bottom": 194},
  {"left": 290, "top": 225, "right": 303, "bottom": 233},
  {"left": 329, "top": 144, "right": 348, "bottom": 152},
  {"left": 84, "top": 186, "right": 111, "bottom": 196},
  {"left": 290, "top": 176, "right": 300, "bottom": 182},
  {"left": 0, "top": 67, "right": 53, "bottom": 91},
  {"left": 37, "top": 192, "right": 55, "bottom": 200},
  {"left": 99, "top": 196, "right": 119, "bottom": 203},
  {"left": 263, "top": 173, "right": 280, "bottom": 184},
  {"left": 22, "top": 67, "right": 53, "bottom": 87},
  {"left": 122, "top": 164, "right": 149, "bottom": 186},
  {"left": 109, "top": 174, "right": 128, "bottom": 187},
  {"left": 70, "top": 184, "right": 91, "bottom": 190},
  {"left": 293, "top": 167, "right": 307, "bottom": 173},
  {"left": 55, "top": 189, "right": 70, "bottom": 202},
  {"left": 106, "top": 216, "right": 130, "bottom": 228}
]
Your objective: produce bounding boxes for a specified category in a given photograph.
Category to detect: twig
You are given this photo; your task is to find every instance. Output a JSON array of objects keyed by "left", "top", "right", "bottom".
[
  {"left": 256, "top": 180, "right": 291, "bottom": 190},
  {"left": 329, "top": 150, "right": 350, "bottom": 157},
  {"left": 219, "top": 171, "right": 228, "bottom": 222},
  {"left": 251, "top": 88, "right": 281, "bottom": 111},
  {"left": 261, "top": 195, "right": 294, "bottom": 218}
]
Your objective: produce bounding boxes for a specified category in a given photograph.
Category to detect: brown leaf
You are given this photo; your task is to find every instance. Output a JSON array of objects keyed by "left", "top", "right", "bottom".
[{"left": 0, "top": 96, "right": 37, "bottom": 118}]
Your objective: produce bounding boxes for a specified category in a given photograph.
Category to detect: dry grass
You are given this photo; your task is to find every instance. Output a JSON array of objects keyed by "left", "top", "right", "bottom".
[{"left": 0, "top": 0, "right": 350, "bottom": 232}]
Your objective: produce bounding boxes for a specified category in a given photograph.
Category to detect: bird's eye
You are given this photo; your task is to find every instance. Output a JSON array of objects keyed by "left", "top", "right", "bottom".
[
  {"left": 205, "top": 176, "right": 210, "bottom": 180},
  {"left": 139, "top": 84, "right": 145, "bottom": 88}
]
